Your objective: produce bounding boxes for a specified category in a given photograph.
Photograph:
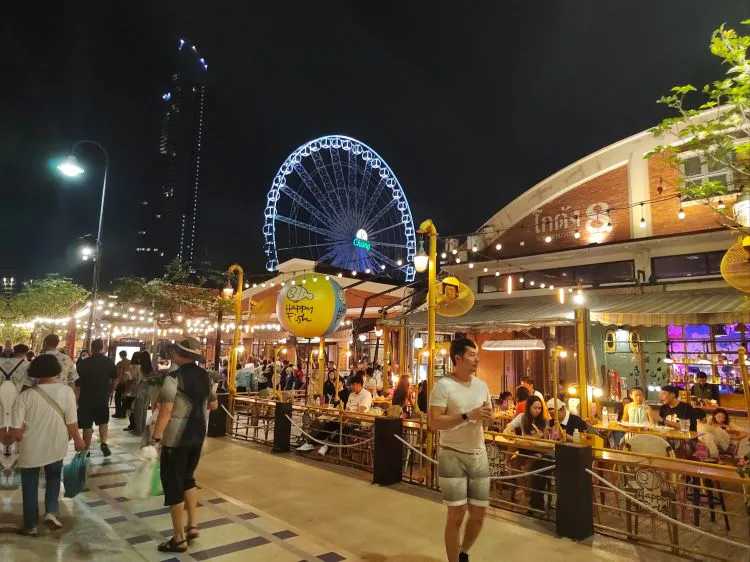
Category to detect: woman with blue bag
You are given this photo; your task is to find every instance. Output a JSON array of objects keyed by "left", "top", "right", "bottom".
[{"left": 11, "top": 354, "right": 86, "bottom": 535}]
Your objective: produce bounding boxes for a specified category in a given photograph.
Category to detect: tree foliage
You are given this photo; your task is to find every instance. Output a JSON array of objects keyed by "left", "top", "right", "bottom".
[
  {"left": 112, "top": 259, "right": 232, "bottom": 319},
  {"left": 6, "top": 277, "right": 89, "bottom": 321},
  {"left": 647, "top": 21, "right": 750, "bottom": 212}
]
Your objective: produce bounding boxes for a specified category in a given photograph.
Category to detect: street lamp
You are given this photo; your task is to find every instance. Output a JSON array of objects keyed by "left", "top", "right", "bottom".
[
  {"left": 56, "top": 140, "right": 110, "bottom": 352},
  {"left": 80, "top": 246, "right": 94, "bottom": 262},
  {"left": 414, "top": 239, "right": 429, "bottom": 273}
]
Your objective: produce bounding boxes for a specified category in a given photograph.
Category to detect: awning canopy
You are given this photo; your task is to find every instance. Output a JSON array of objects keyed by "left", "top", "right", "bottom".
[
  {"left": 383, "top": 288, "right": 750, "bottom": 330},
  {"left": 482, "top": 339, "right": 546, "bottom": 351}
]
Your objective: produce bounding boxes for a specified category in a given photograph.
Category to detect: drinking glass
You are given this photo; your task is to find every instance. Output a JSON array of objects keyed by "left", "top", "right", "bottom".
[
  {"left": 607, "top": 412, "right": 618, "bottom": 425},
  {"left": 679, "top": 418, "right": 690, "bottom": 433}
]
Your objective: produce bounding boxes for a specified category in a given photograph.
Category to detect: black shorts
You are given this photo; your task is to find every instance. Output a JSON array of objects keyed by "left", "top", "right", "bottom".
[
  {"left": 160, "top": 444, "right": 203, "bottom": 506},
  {"left": 78, "top": 404, "right": 110, "bottom": 429}
]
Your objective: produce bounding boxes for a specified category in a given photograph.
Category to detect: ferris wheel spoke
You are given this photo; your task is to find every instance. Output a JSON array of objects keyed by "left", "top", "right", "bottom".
[
  {"left": 347, "top": 149, "right": 357, "bottom": 208},
  {"left": 363, "top": 197, "right": 398, "bottom": 232},
  {"left": 280, "top": 186, "right": 334, "bottom": 227},
  {"left": 358, "top": 160, "right": 374, "bottom": 219},
  {"left": 330, "top": 148, "right": 350, "bottom": 216},
  {"left": 368, "top": 247, "right": 401, "bottom": 269},
  {"left": 294, "top": 163, "right": 344, "bottom": 224},
  {"left": 276, "top": 215, "right": 340, "bottom": 239},
  {"left": 358, "top": 176, "right": 388, "bottom": 227},
  {"left": 367, "top": 221, "right": 404, "bottom": 238},
  {"left": 369, "top": 240, "right": 409, "bottom": 250},
  {"left": 311, "top": 150, "right": 346, "bottom": 218}
]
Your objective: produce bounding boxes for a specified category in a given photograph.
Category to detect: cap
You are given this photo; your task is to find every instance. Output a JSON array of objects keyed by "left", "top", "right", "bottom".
[
  {"left": 173, "top": 337, "right": 205, "bottom": 361},
  {"left": 547, "top": 398, "right": 565, "bottom": 410}
]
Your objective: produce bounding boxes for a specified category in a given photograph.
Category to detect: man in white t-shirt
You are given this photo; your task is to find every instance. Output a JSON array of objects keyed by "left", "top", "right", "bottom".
[
  {"left": 11, "top": 354, "right": 85, "bottom": 535},
  {"left": 429, "top": 338, "right": 491, "bottom": 562},
  {"left": 346, "top": 374, "right": 373, "bottom": 413},
  {"left": 40, "top": 334, "right": 78, "bottom": 387}
]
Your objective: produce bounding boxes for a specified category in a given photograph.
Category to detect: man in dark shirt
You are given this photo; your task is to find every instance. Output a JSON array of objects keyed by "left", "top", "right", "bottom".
[
  {"left": 75, "top": 338, "right": 117, "bottom": 456},
  {"left": 658, "top": 385, "right": 705, "bottom": 432},
  {"left": 152, "top": 337, "right": 218, "bottom": 554},
  {"left": 547, "top": 398, "right": 588, "bottom": 436},
  {"left": 691, "top": 372, "right": 719, "bottom": 401}
]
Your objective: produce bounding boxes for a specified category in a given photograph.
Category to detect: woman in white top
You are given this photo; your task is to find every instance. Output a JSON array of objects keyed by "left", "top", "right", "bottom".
[
  {"left": 621, "top": 387, "right": 656, "bottom": 425},
  {"left": 12, "top": 354, "right": 85, "bottom": 535}
]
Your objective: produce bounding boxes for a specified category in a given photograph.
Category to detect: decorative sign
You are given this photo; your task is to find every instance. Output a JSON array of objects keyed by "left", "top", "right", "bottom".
[
  {"left": 353, "top": 228, "right": 371, "bottom": 251},
  {"left": 276, "top": 273, "right": 346, "bottom": 338}
]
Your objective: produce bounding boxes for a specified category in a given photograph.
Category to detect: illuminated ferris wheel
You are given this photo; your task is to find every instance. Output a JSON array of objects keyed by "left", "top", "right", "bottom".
[{"left": 263, "top": 135, "right": 416, "bottom": 282}]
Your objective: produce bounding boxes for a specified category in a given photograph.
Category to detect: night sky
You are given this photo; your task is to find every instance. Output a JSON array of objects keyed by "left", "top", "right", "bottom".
[{"left": 3, "top": 1, "right": 748, "bottom": 287}]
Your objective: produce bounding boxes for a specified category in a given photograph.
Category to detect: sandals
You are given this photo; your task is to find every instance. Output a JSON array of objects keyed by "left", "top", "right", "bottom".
[
  {"left": 157, "top": 537, "right": 188, "bottom": 553},
  {"left": 186, "top": 526, "right": 200, "bottom": 542}
]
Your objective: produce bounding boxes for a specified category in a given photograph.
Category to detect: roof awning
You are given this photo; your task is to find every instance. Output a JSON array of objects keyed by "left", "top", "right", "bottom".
[
  {"left": 383, "top": 289, "right": 750, "bottom": 330},
  {"left": 590, "top": 291, "right": 750, "bottom": 327},
  {"left": 482, "top": 339, "right": 546, "bottom": 351}
]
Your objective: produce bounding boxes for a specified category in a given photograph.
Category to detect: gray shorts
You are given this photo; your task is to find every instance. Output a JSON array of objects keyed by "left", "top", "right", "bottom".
[{"left": 438, "top": 447, "right": 490, "bottom": 507}]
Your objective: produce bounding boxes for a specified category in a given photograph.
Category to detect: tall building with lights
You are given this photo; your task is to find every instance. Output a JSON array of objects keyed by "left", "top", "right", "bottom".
[{"left": 136, "top": 37, "right": 208, "bottom": 276}]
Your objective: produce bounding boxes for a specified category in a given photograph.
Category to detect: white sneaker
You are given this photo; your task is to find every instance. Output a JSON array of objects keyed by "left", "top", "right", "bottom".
[
  {"left": 44, "top": 513, "right": 63, "bottom": 530},
  {"left": 296, "top": 443, "right": 315, "bottom": 452},
  {"left": 317, "top": 444, "right": 329, "bottom": 456}
]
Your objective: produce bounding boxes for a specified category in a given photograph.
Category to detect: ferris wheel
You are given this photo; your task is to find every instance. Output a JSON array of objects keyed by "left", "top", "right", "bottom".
[{"left": 263, "top": 135, "right": 416, "bottom": 282}]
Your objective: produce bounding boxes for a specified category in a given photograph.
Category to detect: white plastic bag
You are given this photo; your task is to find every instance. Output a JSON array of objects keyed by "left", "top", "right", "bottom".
[{"left": 124, "top": 445, "right": 161, "bottom": 499}]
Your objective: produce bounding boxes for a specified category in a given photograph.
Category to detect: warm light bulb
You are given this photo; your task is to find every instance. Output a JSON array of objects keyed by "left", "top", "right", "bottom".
[
  {"left": 396, "top": 259, "right": 403, "bottom": 266},
  {"left": 455, "top": 257, "right": 461, "bottom": 264},
  {"left": 574, "top": 230, "right": 581, "bottom": 239},
  {"left": 414, "top": 240, "right": 428, "bottom": 272},
  {"left": 468, "top": 262, "right": 474, "bottom": 269},
  {"left": 495, "top": 271, "right": 500, "bottom": 277},
  {"left": 573, "top": 290, "right": 585, "bottom": 306},
  {"left": 451, "top": 249, "right": 458, "bottom": 255},
  {"left": 441, "top": 252, "right": 447, "bottom": 259},
  {"left": 639, "top": 217, "right": 646, "bottom": 228},
  {"left": 495, "top": 243, "right": 502, "bottom": 251},
  {"left": 483, "top": 267, "right": 488, "bottom": 273},
  {"left": 677, "top": 208, "right": 686, "bottom": 220},
  {"left": 544, "top": 235, "right": 552, "bottom": 243},
  {"left": 471, "top": 245, "right": 478, "bottom": 252}
]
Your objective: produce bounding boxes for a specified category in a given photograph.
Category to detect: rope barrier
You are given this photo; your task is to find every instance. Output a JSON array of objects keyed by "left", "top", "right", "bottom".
[
  {"left": 586, "top": 468, "right": 750, "bottom": 550},
  {"left": 221, "top": 405, "right": 235, "bottom": 421},
  {"left": 285, "top": 415, "right": 374, "bottom": 449},
  {"left": 394, "top": 434, "right": 438, "bottom": 465},
  {"left": 490, "top": 464, "right": 556, "bottom": 480},
  {"left": 234, "top": 421, "right": 275, "bottom": 430},
  {"left": 394, "top": 434, "right": 556, "bottom": 480}
]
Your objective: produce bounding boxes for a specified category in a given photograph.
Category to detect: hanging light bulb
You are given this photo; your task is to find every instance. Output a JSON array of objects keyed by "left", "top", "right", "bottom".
[
  {"left": 414, "top": 239, "right": 429, "bottom": 272},
  {"left": 530, "top": 280, "right": 536, "bottom": 286},
  {"left": 337, "top": 272, "right": 343, "bottom": 278},
  {"left": 495, "top": 243, "right": 502, "bottom": 251},
  {"left": 574, "top": 230, "right": 581, "bottom": 239},
  {"left": 380, "top": 264, "right": 386, "bottom": 270},
  {"left": 677, "top": 207, "right": 686, "bottom": 220},
  {"left": 351, "top": 270, "right": 357, "bottom": 276},
  {"left": 222, "top": 280, "right": 234, "bottom": 299},
  {"left": 573, "top": 289, "right": 585, "bottom": 306},
  {"left": 639, "top": 203, "right": 646, "bottom": 228},
  {"left": 365, "top": 268, "right": 371, "bottom": 274},
  {"left": 544, "top": 235, "right": 552, "bottom": 243},
  {"left": 441, "top": 252, "right": 447, "bottom": 259},
  {"left": 468, "top": 262, "right": 474, "bottom": 269},
  {"left": 483, "top": 267, "right": 488, "bottom": 273},
  {"left": 540, "top": 283, "right": 546, "bottom": 288},
  {"left": 718, "top": 199, "right": 726, "bottom": 210},
  {"left": 495, "top": 271, "right": 500, "bottom": 277},
  {"left": 519, "top": 276, "right": 525, "bottom": 283},
  {"left": 520, "top": 241, "right": 525, "bottom": 247},
  {"left": 455, "top": 257, "right": 461, "bottom": 264},
  {"left": 471, "top": 245, "right": 478, "bottom": 253},
  {"left": 451, "top": 248, "right": 458, "bottom": 255},
  {"left": 396, "top": 258, "right": 403, "bottom": 266}
]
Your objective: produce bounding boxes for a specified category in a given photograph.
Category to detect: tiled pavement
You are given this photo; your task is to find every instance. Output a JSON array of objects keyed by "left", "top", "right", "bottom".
[{"left": 0, "top": 421, "right": 353, "bottom": 562}]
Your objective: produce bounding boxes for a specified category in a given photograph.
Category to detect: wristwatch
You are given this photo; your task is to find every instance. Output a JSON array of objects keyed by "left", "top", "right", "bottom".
[{"left": 461, "top": 413, "right": 469, "bottom": 421}]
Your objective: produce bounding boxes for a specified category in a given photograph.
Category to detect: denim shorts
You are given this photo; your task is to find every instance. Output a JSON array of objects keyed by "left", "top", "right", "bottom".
[{"left": 438, "top": 447, "right": 490, "bottom": 507}]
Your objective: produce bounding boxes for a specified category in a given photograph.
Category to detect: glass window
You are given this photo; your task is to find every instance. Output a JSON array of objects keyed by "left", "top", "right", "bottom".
[
  {"left": 680, "top": 154, "right": 735, "bottom": 199},
  {"left": 651, "top": 251, "right": 724, "bottom": 281},
  {"left": 478, "top": 276, "right": 502, "bottom": 293},
  {"left": 515, "top": 260, "right": 635, "bottom": 290}
]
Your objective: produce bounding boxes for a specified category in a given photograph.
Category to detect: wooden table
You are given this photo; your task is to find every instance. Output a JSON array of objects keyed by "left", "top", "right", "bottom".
[{"left": 592, "top": 421, "right": 699, "bottom": 441}]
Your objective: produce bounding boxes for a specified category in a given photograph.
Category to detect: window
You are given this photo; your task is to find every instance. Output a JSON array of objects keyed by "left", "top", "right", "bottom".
[
  {"left": 477, "top": 260, "right": 635, "bottom": 293},
  {"left": 651, "top": 251, "right": 724, "bottom": 281},
  {"left": 680, "top": 155, "right": 735, "bottom": 199}
]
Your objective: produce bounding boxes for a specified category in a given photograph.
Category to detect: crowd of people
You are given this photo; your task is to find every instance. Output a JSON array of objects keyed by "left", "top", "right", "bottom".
[{"left": 0, "top": 334, "right": 218, "bottom": 554}]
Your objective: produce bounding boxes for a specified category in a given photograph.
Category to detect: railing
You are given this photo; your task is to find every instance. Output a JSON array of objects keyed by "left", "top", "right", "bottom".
[
  {"left": 590, "top": 446, "right": 750, "bottom": 561},
  {"left": 222, "top": 399, "right": 750, "bottom": 559}
]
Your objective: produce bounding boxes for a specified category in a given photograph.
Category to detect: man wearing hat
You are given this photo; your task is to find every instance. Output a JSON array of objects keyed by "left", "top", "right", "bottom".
[
  {"left": 151, "top": 338, "right": 218, "bottom": 553},
  {"left": 547, "top": 397, "right": 588, "bottom": 437}
]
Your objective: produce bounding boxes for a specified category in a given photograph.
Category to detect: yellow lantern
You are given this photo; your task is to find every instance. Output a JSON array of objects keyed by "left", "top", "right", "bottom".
[{"left": 276, "top": 273, "right": 346, "bottom": 337}]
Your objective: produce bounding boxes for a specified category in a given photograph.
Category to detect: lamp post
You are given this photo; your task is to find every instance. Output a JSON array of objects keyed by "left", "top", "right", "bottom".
[
  {"left": 56, "top": 141, "right": 110, "bottom": 352},
  {"left": 224, "top": 264, "right": 244, "bottom": 401},
  {"left": 415, "top": 219, "right": 437, "bottom": 483}
]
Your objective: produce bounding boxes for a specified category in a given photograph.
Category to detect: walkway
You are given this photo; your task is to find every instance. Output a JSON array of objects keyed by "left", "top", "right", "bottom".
[{"left": 2, "top": 414, "right": 686, "bottom": 562}]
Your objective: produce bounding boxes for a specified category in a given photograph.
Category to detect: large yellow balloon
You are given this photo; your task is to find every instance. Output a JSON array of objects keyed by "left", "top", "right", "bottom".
[{"left": 276, "top": 273, "right": 346, "bottom": 338}]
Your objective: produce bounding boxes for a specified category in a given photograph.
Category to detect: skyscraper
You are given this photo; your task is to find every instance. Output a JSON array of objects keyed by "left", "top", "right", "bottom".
[{"left": 135, "top": 37, "right": 208, "bottom": 277}]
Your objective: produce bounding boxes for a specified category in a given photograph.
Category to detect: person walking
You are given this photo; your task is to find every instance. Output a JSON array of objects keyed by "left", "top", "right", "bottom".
[
  {"left": 113, "top": 350, "right": 131, "bottom": 418},
  {"left": 151, "top": 338, "right": 218, "bottom": 553},
  {"left": 75, "top": 339, "right": 117, "bottom": 457},
  {"left": 11, "top": 354, "right": 86, "bottom": 535},
  {"left": 131, "top": 350, "right": 160, "bottom": 436},
  {"left": 0, "top": 344, "right": 31, "bottom": 465},
  {"left": 428, "top": 338, "right": 492, "bottom": 562},
  {"left": 40, "top": 334, "right": 78, "bottom": 387}
]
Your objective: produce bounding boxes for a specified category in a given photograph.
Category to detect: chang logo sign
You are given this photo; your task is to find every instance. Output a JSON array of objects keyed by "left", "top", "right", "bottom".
[{"left": 353, "top": 229, "right": 371, "bottom": 251}]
